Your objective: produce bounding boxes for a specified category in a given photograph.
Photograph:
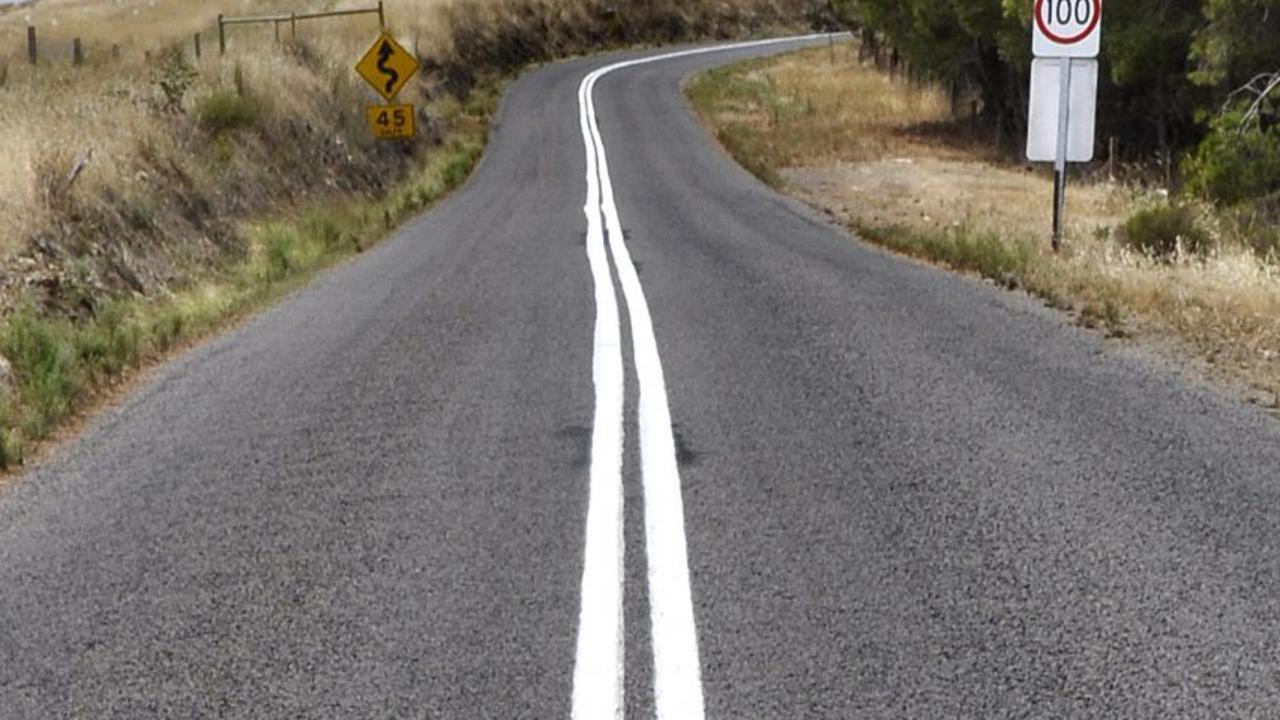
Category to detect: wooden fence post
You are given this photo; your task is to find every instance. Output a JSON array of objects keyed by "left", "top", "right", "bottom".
[
  {"left": 194, "top": 33, "right": 201, "bottom": 59},
  {"left": 218, "top": 15, "right": 226, "bottom": 55},
  {"left": 27, "top": 26, "right": 37, "bottom": 65},
  {"left": 72, "top": 37, "right": 83, "bottom": 66},
  {"left": 290, "top": 13, "right": 297, "bottom": 39},
  {"left": 1107, "top": 137, "right": 1116, "bottom": 182},
  {"left": 112, "top": 43, "right": 120, "bottom": 59}
]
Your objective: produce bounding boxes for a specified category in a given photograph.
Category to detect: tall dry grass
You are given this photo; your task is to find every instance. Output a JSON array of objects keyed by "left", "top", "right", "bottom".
[
  {"left": 0, "top": 0, "right": 812, "bottom": 264},
  {"left": 687, "top": 46, "right": 952, "bottom": 169},
  {"left": 0, "top": 0, "right": 461, "bottom": 244},
  {"left": 0, "top": 0, "right": 819, "bottom": 463}
]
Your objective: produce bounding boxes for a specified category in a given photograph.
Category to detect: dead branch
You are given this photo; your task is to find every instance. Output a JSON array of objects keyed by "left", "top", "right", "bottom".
[
  {"left": 1222, "top": 71, "right": 1280, "bottom": 133},
  {"left": 61, "top": 148, "right": 94, "bottom": 195}
]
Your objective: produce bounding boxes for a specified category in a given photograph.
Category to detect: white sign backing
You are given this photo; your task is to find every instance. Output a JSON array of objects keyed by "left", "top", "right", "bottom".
[
  {"left": 1026, "top": 58, "right": 1098, "bottom": 163},
  {"left": 1033, "top": 0, "right": 1102, "bottom": 58}
]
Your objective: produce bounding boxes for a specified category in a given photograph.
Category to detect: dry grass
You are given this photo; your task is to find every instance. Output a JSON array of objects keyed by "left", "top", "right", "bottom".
[
  {"left": 0, "top": 0, "right": 806, "bottom": 255},
  {"left": 687, "top": 44, "right": 951, "bottom": 170},
  {"left": 0, "top": 0, "right": 434, "bottom": 61},
  {"left": 0, "top": 0, "right": 814, "bottom": 465},
  {"left": 690, "top": 45, "right": 1280, "bottom": 406},
  {"left": 0, "top": 0, "right": 436, "bottom": 253}
]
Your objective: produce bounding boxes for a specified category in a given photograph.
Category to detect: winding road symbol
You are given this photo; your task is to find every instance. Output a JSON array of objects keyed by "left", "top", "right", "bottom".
[
  {"left": 376, "top": 40, "right": 399, "bottom": 95},
  {"left": 355, "top": 32, "right": 419, "bottom": 101}
]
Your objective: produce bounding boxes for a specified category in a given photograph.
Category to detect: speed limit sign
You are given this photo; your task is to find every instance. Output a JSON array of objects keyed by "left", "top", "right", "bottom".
[
  {"left": 1033, "top": 0, "right": 1102, "bottom": 57},
  {"left": 1028, "top": 0, "right": 1102, "bottom": 251}
]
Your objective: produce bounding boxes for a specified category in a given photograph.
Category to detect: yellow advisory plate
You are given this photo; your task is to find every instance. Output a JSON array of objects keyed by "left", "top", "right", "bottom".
[
  {"left": 367, "top": 104, "right": 416, "bottom": 140},
  {"left": 355, "top": 32, "right": 419, "bottom": 101}
]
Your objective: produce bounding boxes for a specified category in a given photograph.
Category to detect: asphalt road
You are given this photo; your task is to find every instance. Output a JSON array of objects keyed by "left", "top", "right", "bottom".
[{"left": 4, "top": 37, "right": 1280, "bottom": 719}]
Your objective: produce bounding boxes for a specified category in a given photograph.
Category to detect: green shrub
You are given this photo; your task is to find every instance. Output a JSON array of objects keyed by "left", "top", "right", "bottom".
[
  {"left": 154, "top": 48, "right": 198, "bottom": 113},
  {"left": 0, "top": 310, "right": 83, "bottom": 439},
  {"left": 195, "top": 90, "right": 261, "bottom": 134},
  {"left": 1119, "top": 203, "right": 1212, "bottom": 258},
  {"left": 442, "top": 150, "right": 475, "bottom": 189},
  {"left": 0, "top": 425, "right": 22, "bottom": 469},
  {"left": 262, "top": 226, "right": 296, "bottom": 282},
  {"left": 150, "top": 307, "right": 186, "bottom": 353},
  {"left": 716, "top": 126, "right": 783, "bottom": 189},
  {"left": 1223, "top": 200, "right": 1280, "bottom": 261},
  {"left": 1184, "top": 109, "right": 1280, "bottom": 206},
  {"left": 75, "top": 302, "right": 141, "bottom": 376},
  {"left": 1247, "top": 225, "right": 1280, "bottom": 261},
  {"left": 302, "top": 210, "right": 343, "bottom": 252}
]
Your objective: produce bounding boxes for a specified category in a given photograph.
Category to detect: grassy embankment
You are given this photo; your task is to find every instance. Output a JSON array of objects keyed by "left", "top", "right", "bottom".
[
  {"left": 688, "top": 45, "right": 1280, "bottom": 408},
  {"left": 0, "top": 79, "right": 495, "bottom": 467},
  {"left": 0, "top": 0, "right": 814, "bottom": 468}
]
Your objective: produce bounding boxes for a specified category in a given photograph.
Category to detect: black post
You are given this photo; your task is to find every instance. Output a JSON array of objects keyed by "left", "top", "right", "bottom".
[
  {"left": 218, "top": 15, "right": 226, "bottom": 55},
  {"left": 72, "top": 37, "right": 82, "bottom": 66},
  {"left": 290, "top": 13, "right": 297, "bottom": 39},
  {"left": 194, "top": 33, "right": 201, "bottom": 59},
  {"left": 1052, "top": 169, "right": 1064, "bottom": 252},
  {"left": 377, "top": 1, "right": 386, "bottom": 30},
  {"left": 1107, "top": 136, "right": 1116, "bottom": 182},
  {"left": 27, "top": 26, "right": 36, "bottom": 65}
]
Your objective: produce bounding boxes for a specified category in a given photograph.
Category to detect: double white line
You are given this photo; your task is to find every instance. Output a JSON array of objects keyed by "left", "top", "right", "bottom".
[{"left": 571, "top": 37, "right": 822, "bottom": 720}]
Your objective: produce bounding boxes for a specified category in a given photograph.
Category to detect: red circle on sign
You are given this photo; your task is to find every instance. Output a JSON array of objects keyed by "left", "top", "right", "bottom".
[{"left": 1034, "top": 0, "right": 1102, "bottom": 45}]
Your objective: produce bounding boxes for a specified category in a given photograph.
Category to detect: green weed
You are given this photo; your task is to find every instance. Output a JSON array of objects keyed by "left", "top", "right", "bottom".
[
  {"left": 868, "top": 224, "right": 1031, "bottom": 281},
  {"left": 1119, "top": 203, "right": 1211, "bottom": 259},
  {"left": 716, "top": 126, "right": 784, "bottom": 189},
  {"left": 195, "top": 90, "right": 261, "bottom": 134}
]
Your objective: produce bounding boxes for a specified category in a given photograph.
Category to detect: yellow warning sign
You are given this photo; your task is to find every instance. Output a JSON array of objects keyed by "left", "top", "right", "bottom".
[
  {"left": 367, "top": 104, "right": 416, "bottom": 140},
  {"left": 355, "top": 33, "right": 419, "bottom": 101}
]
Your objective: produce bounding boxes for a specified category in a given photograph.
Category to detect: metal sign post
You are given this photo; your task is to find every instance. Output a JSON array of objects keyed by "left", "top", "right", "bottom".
[
  {"left": 1052, "top": 57, "right": 1071, "bottom": 251},
  {"left": 1027, "top": 0, "right": 1103, "bottom": 252}
]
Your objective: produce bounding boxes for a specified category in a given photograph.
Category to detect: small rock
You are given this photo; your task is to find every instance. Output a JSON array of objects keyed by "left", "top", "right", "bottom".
[{"left": 0, "top": 354, "right": 13, "bottom": 395}]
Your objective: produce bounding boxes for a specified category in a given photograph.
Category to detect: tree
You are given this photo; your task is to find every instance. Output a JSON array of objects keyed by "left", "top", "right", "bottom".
[
  {"left": 1193, "top": 0, "right": 1280, "bottom": 90},
  {"left": 851, "top": 0, "right": 1208, "bottom": 156}
]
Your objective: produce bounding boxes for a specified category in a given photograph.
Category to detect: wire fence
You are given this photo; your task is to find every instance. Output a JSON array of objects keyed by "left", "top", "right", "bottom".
[
  {"left": 217, "top": 2, "right": 384, "bottom": 54},
  {"left": 4, "top": 2, "right": 385, "bottom": 71}
]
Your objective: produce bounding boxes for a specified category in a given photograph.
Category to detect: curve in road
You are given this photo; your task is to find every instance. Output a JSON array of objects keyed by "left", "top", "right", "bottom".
[{"left": 3, "top": 37, "right": 1280, "bottom": 718}]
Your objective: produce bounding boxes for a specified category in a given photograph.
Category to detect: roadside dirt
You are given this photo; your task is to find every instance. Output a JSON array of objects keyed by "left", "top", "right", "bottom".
[{"left": 784, "top": 158, "right": 1131, "bottom": 244}]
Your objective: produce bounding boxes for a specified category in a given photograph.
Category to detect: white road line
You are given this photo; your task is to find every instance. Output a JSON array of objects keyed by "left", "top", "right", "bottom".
[
  {"left": 572, "top": 59, "right": 628, "bottom": 720},
  {"left": 572, "top": 36, "right": 829, "bottom": 720}
]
